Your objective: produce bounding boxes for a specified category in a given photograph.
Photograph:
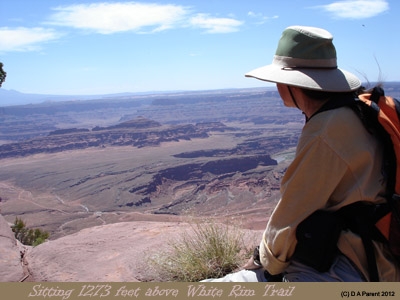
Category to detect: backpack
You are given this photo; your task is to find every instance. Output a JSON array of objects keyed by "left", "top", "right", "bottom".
[
  {"left": 357, "top": 87, "right": 400, "bottom": 263},
  {"left": 294, "top": 86, "right": 400, "bottom": 282}
]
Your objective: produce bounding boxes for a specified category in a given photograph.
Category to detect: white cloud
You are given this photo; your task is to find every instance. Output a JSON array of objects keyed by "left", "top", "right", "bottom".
[
  {"left": 190, "top": 14, "right": 243, "bottom": 34},
  {"left": 0, "top": 27, "right": 59, "bottom": 52},
  {"left": 48, "top": 2, "right": 189, "bottom": 34},
  {"left": 247, "top": 11, "right": 278, "bottom": 25},
  {"left": 48, "top": 2, "right": 244, "bottom": 35},
  {"left": 317, "top": 0, "right": 389, "bottom": 19}
]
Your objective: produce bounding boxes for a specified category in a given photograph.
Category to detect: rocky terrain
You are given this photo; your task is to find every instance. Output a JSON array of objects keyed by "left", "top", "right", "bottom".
[
  {"left": 0, "top": 88, "right": 301, "bottom": 143},
  {"left": 0, "top": 87, "right": 302, "bottom": 282},
  {"left": 2, "top": 84, "right": 400, "bottom": 282},
  {"left": 0, "top": 213, "right": 263, "bottom": 282},
  {"left": 2, "top": 83, "right": 400, "bottom": 144},
  {"left": 0, "top": 137, "right": 291, "bottom": 239},
  {"left": 0, "top": 88, "right": 301, "bottom": 240},
  {"left": 0, "top": 117, "right": 230, "bottom": 159},
  {"left": 0, "top": 214, "right": 26, "bottom": 282}
]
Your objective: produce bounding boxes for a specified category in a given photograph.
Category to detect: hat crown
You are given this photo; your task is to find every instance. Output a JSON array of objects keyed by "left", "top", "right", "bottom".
[{"left": 274, "top": 26, "right": 337, "bottom": 68}]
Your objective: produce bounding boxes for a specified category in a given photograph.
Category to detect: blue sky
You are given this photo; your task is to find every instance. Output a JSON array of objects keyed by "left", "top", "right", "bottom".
[{"left": 0, "top": 0, "right": 399, "bottom": 95}]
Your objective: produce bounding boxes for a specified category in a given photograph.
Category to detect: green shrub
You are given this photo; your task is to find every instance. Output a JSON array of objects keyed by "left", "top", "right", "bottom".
[
  {"left": 148, "top": 220, "right": 252, "bottom": 282},
  {"left": 11, "top": 217, "right": 49, "bottom": 246},
  {"left": 0, "top": 62, "right": 6, "bottom": 88}
]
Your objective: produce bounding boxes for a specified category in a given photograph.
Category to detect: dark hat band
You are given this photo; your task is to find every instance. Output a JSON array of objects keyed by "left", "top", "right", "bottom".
[{"left": 273, "top": 55, "right": 337, "bottom": 69}]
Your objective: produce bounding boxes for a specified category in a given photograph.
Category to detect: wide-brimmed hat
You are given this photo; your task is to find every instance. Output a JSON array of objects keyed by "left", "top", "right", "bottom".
[{"left": 245, "top": 26, "right": 361, "bottom": 92}]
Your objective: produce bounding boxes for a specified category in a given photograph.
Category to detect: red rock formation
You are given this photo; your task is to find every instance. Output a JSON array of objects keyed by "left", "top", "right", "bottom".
[{"left": 0, "top": 214, "right": 26, "bottom": 282}]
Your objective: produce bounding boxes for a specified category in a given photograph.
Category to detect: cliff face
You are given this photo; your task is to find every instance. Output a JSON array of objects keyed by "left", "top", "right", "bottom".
[
  {"left": 0, "top": 118, "right": 228, "bottom": 159},
  {"left": 0, "top": 212, "right": 189, "bottom": 282},
  {"left": 0, "top": 216, "right": 262, "bottom": 282},
  {"left": 0, "top": 214, "right": 26, "bottom": 282},
  {"left": 23, "top": 221, "right": 187, "bottom": 282},
  {"left": 0, "top": 124, "right": 290, "bottom": 239},
  {"left": 126, "top": 155, "right": 278, "bottom": 212}
]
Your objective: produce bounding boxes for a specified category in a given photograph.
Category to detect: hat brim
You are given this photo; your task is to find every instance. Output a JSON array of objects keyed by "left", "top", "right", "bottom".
[{"left": 245, "top": 64, "right": 361, "bottom": 92}]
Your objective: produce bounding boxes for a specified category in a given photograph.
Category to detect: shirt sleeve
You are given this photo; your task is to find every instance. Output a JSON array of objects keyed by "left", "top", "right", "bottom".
[{"left": 259, "top": 135, "right": 350, "bottom": 275}]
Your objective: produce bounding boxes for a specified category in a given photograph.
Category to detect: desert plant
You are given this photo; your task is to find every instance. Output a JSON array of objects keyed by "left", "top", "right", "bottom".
[
  {"left": 148, "top": 220, "right": 252, "bottom": 282},
  {"left": 11, "top": 217, "right": 49, "bottom": 246},
  {"left": 0, "top": 62, "right": 6, "bottom": 87}
]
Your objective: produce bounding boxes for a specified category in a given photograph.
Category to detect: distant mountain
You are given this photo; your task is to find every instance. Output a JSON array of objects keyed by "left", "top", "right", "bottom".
[
  {"left": 0, "top": 87, "right": 275, "bottom": 107},
  {"left": 2, "top": 82, "right": 399, "bottom": 107},
  {"left": 0, "top": 89, "right": 142, "bottom": 107},
  {"left": 0, "top": 89, "right": 57, "bottom": 106}
]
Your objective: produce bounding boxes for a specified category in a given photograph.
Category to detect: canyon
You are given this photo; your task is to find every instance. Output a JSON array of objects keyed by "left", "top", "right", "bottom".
[
  {"left": 0, "top": 87, "right": 303, "bottom": 240},
  {"left": 4, "top": 84, "right": 399, "bottom": 281}
]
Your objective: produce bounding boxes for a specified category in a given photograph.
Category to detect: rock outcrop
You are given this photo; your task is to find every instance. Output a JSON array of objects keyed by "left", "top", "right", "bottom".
[
  {"left": 22, "top": 221, "right": 210, "bottom": 282},
  {"left": 1, "top": 220, "right": 260, "bottom": 282},
  {"left": 0, "top": 214, "right": 26, "bottom": 282},
  {"left": 0, "top": 118, "right": 230, "bottom": 159},
  {"left": 0, "top": 216, "right": 193, "bottom": 282}
]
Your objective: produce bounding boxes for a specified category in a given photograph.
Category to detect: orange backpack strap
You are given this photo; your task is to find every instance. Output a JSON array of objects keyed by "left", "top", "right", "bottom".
[
  {"left": 375, "top": 212, "right": 391, "bottom": 240},
  {"left": 358, "top": 87, "right": 400, "bottom": 261},
  {"left": 358, "top": 87, "right": 400, "bottom": 194}
]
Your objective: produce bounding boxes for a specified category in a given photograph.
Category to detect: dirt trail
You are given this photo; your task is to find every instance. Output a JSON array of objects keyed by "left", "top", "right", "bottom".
[{"left": 17, "top": 190, "right": 71, "bottom": 215}]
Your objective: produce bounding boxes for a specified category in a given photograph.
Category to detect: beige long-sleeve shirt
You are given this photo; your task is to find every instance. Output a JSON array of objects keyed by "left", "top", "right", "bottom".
[{"left": 259, "top": 105, "right": 400, "bottom": 281}]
